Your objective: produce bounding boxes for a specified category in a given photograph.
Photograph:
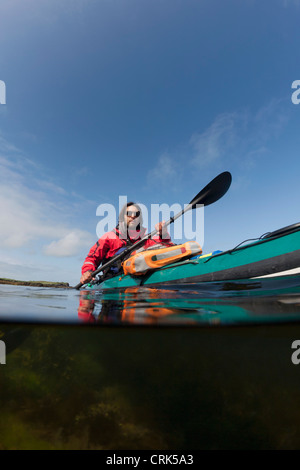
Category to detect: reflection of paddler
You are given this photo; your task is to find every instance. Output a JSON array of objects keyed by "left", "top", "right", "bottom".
[
  {"left": 121, "top": 287, "right": 175, "bottom": 324},
  {"left": 77, "top": 291, "right": 96, "bottom": 323},
  {"left": 77, "top": 291, "right": 123, "bottom": 324}
]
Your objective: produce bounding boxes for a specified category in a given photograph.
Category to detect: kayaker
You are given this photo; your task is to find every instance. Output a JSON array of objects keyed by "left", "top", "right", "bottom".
[{"left": 80, "top": 202, "right": 174, "bottom": 285}]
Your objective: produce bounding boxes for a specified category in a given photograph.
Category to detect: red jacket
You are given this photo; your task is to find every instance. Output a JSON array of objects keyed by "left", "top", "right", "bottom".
[{"left": 81, "top": 227, "right": 173, "bottom": 274}]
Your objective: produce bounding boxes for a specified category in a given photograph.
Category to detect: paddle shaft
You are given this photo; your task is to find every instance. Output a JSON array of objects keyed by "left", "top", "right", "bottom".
[
  {"left": 74, "top": 219, "right": 175, "bottom": 290},
  {"left": 74, "top": 172, "right": 232, "bottom": 289}
]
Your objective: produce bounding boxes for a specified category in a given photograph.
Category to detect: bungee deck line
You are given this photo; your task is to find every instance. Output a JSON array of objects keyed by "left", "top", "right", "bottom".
[{"left": 88, "top": 222, "right": 300, "bottom": 290}]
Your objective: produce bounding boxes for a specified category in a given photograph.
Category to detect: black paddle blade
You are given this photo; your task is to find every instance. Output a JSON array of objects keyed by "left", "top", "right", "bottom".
[
  {"left": 74, "top": 171, "right": 232, "bottom": 289},
  {"left": 189, "top": 171, "right": 232, "bottom": 208}
]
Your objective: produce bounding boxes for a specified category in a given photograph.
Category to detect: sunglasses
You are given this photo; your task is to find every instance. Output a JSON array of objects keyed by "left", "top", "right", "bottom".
[{"left": 126, "top": 210, "right": 140, "bottom": 218}]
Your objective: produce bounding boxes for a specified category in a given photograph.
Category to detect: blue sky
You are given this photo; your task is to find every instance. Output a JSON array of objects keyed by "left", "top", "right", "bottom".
[{"left": 1, "top": 0, "right": 300, "bottom": 286}]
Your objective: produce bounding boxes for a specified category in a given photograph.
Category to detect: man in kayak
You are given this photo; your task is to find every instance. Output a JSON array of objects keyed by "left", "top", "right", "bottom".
[{"left": 80, "top": 202, "right": 174, "bottom": 285}]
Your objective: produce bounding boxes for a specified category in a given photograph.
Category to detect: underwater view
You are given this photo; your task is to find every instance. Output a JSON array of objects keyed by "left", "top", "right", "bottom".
[{"left": 1, "top": 276, "right": 300, "bottom": 450}]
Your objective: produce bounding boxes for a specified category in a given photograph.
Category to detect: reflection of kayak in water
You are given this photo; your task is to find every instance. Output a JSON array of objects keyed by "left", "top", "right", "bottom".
[
  {"left": 87, "top": 223, "right": 300, "bottom": 290},
  {"left": 78, "top": 276, "right": 300, "bottom": 326},
  {"left": 78, "top": 287, "right": 178, "bottom": 324}
]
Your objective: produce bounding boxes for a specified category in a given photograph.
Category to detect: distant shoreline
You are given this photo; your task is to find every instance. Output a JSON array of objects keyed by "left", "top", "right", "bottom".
[{"left": 0, "top": 278, "right": 71, "bottom": 288}]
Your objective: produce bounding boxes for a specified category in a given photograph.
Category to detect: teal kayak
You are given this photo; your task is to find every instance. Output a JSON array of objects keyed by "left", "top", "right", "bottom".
[{"left": 88, "top": 223, "right": 300, "bottom": 290}]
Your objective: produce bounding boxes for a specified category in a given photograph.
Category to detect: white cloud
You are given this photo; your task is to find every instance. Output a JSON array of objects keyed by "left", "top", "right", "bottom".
[
  {"left": 43, "top": 230, "right": 94, "bottom": 257},
  {"left": 190, "top": 112, "right": 239, "bottom": 169},
  {"left": 37, "top": 179, "right": 67, "bottom": 195},
  {"left": 0, "top": 181, "right": 58, "bottom": 247},
  {"left": 147, "top": 99, "right": 290, "bottom": 188},
  {"left": 190, "top": 99, "right": 289, "bottom": 171},
  {"left": 0, "top": 140, "right": 94, "bottom": 257},
  {"left": 147, "top": 152, "right": 181, "bottom": 189}
]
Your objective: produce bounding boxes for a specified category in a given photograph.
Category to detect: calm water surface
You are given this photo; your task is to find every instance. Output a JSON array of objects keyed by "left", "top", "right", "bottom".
[
  {"left": 1, "top": 274, "right": 300, "bottom": 326},
  {"left": 2, "top": 276, "right": 300, "bottom": 450}
]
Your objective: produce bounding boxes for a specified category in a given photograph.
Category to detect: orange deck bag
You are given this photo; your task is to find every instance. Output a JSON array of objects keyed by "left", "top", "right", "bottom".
[{"left": 122, "top": 241, "right": 202, "bottom": 276}]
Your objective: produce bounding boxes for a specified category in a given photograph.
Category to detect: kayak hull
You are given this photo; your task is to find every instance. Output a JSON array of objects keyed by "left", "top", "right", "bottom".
[{"left": 90, "top": 224, "right": 300, "bottom": 290}]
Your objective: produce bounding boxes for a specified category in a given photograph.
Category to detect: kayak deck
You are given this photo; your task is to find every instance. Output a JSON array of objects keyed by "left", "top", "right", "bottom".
[{"left": 90, "top": 225, "right": 300, "bottom": 290}]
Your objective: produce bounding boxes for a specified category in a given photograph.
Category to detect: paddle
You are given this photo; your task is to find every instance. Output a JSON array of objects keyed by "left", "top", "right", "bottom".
[{"left": 74, "top": 171, "right": 232, "bottom": 290}]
